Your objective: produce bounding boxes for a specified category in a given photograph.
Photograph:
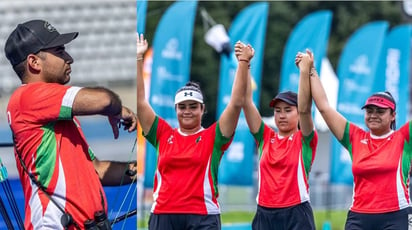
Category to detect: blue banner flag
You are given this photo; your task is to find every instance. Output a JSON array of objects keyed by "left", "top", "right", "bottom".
[
  {"left": 279, "top": 10, "right": 332, "bottom": 93},
  {"left": 143, "top": 0, "right": 198, "bottom": 188},
  {"left": 137, "top": 0, "right": 147, "bottom": 34},
  {"left": 331, "top": 21, "right": 389, "bottom": 184},
  {"left": 376, "top": 25, "right": 412, "bottom": 125},
  {"left": 217, "top": 2, "right": 269, "bottom": 186}
]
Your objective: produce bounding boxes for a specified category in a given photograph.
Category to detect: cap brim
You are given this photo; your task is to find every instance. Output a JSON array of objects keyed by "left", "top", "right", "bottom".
[
  {"left": 175, "top": 98, "right": 204, "bottom": 105},
  {"left": 44, "top": 32, "right": 78, "bottom": 49},
  {"left": 361, "top": 102, "right": 391, "bottom": 110},
  {"left": 269, "top": 98, "right": 296, "bottom": 107}
]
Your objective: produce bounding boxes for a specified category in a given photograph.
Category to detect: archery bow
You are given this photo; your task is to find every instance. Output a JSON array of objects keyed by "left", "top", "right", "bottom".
[
  {"left": 0, "top": 141, "right": 138, "bottom": 230},
  {"left": 0, "top": 155, "right": 24, "bottom": 230}
]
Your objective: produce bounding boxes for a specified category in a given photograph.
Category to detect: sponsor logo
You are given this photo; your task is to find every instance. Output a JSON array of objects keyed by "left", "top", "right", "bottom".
[
  {"left": 349, "top": 55, "right": 371, "bottom": 75},
  {"left": 167, "top": 135, "right": 174, "bottom": 144},
  {"left": 385, "top": 49, "right": 400, "bottom": 102},
  {"left": 161, "top": 38, "right": 183, "bottom": 60}
]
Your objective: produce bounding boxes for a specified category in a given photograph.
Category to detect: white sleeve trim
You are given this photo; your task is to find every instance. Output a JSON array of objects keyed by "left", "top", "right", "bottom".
[{"left": 62, "top": 86, "right": 82, "bottom": 108}]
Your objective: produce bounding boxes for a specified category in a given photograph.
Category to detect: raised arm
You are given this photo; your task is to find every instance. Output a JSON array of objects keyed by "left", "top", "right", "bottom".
[
  {"left": 218, "top": 42, "right": 254, "bottom": 137},
  {"left": 242, "top": 51, "right": 262, "bottom": 134},
  {"left": 296, "top": 50, "right": 314, "bottom": 136},
  {"left": 136, "top": 34, "right": 156, "bottom": 135},
  {"left": 306, "top": 51, "right": 347, "bottom": 140}
]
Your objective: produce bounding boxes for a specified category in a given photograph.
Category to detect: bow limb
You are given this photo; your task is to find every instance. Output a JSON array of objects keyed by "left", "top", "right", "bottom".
[{"left": 108, "top": 138, "right": 138, "bottom": 229}]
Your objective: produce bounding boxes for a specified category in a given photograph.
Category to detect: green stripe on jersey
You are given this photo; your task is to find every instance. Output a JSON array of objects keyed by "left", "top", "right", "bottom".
[
  {"left": 302, "top": 131, "right": 315, "bottom": 178},
  {"left": 254, "top": 121, "right": 265, "bottom": 160},
  {"left": 58, "top": 106, "right": 71, "bottom": 120},
  {"left": 340, "top": 122, "right": 353, "bottom": 160},
  {"left": 401, "top": 122, "right": 412, "bottom": 186},
  {"left": 210, "top": 122, "right": 231, "bottom": 198},
  {"left": 36, "top": 123, "right": 57, "bottom": 187},
  {"left": 88, "top": 147, "right": 96, "bottom": 161}
]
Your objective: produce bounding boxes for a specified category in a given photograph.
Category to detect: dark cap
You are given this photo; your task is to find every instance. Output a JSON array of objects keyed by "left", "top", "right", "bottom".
[
  {"left": 4, "top": 19, "right": 78, "bottom": 66},
  {"left": 269, "top": 91, "right": 298, "bottom": 107}
]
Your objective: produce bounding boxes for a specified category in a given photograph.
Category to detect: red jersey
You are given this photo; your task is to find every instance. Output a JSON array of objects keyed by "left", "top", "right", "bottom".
[
  {"left": 253, "top": 122, "right": 318, "bottom": 208},
  {"left": 340, "top": 122, "right": 412, "bottom": 213},
  {"left": 7, "top": 82, "right": 107, "bottom": 229},
  {"left": 145, "top": 116, "right": 233, "bottom": 214}
]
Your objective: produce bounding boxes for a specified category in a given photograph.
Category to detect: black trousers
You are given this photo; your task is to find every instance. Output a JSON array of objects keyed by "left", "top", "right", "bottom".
[
  {"left": 252, "top": 202, "right": 315, "bottom": 230},
  {"left": 345, "top": 207, "right": 412, "bottom": 230},
  {"left": 148, "top": 213, "right": 221, "bottom": 230}
]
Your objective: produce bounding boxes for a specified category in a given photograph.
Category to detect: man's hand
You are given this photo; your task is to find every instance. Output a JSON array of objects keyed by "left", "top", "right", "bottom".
[
  {"left": 119, "top": 106, "right": 137, "bottom": 132},
  {"left": 108, "top": 115, "right": 120, "bottom": 139},
  {"left": 108, "top": 106, "right": 137, "bottom": 139}
]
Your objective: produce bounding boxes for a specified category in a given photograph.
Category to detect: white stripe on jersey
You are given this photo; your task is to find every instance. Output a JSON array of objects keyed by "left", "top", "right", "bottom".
[
  {"left": 203, "top": 157, "right": 220, "bottom": 214},
  {"left": 151, "top": 170, "right": 162, "bottom": 213},
  {"left": 396, "top": 160, "right": 409, "bottom": 209},
  {"left": 297, "top": 151, "right": 310, "bottom": 203},
  {"left": 62, "top": 86, "right": 82, "bottom": 108},
  {"left": 29, "top": 157, "right": 67, "bottom": 229}
]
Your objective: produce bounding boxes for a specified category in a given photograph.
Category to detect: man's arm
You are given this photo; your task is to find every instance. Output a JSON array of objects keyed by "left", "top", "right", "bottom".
[
  {"left": 72, "top": 87, "right": 122, "bottom": 116},
  {"left": 72, "top": 87, "right": 137, "bottom": 139}
]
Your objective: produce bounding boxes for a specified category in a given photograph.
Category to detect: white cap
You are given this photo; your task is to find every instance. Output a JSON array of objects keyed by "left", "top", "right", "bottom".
[{"left": 174, "top": 90, "right": 203, "bottom": 104}]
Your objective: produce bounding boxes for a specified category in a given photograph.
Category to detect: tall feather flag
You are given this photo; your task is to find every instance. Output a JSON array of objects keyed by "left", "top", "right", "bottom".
[
  {"left": 136, "top": 0, "right": 148, "bottom": 178},
  {"left": 217, "top": 2, "right": 269, "bottom": 186},
  {"left": 143, "top": 0, "right": 198, "bottom": 188},
  {"left": 376, "top": 25, "right": 412, "bottom": 125},
  {"left": 137, "top": 0, "right": 147, "bottom": 34},
  {"left": 279, "top": 10, "right": 333, "bottom": 93},
  {"left": 331, "top": 21, "right": 389, "bottom": 184}
]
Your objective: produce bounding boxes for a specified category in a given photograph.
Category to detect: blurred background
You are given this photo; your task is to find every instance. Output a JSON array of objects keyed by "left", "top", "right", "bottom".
[{"left": 0, "top": 0, "right": 137, "bottom": 229}]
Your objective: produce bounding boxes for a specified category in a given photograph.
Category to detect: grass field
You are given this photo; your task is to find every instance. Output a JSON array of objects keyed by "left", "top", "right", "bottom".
[{"left": 138, "top": 210, "right": 348, "bottom": 229}]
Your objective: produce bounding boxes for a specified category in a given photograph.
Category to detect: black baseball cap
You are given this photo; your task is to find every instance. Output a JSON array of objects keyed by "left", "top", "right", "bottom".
[
  {"left": 4, "top": 19, "right": 78, "bottom": 66},
  {"left": 269, "top": 91, "right": 298, "bottom": 107}
]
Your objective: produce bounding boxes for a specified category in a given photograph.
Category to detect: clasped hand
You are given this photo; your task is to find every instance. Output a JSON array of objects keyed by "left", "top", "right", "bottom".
[{"left": 109, "top": 106, "right": 137, "bottom": 139}]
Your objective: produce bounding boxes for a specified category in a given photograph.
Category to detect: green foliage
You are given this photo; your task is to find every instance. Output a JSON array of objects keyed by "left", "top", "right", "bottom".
[{"left": 143, "top": 1, "right": 404, "bottom": 127}]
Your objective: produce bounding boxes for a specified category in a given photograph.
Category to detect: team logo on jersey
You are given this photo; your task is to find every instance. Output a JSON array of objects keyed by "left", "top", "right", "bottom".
[
  {"left": 196, "top": 136, "right": 202, "bottom": 143},
  {"left": 360, "top": 139, "right": 368, "bottom": 144},
  {"left": 167, "top": 135, "right": 174, "bottom": 144}
]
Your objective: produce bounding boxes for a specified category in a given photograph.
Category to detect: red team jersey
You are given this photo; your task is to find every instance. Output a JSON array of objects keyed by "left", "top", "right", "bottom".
[
  {"left": 7, "top": 83, "right": 107, "bottom": 229},
  {"left": 145, "top": 116, "right": 233, "bottom": 215},
  {"left": 340, "top": 122, "right": 412, "bottom": 213},
  {"left": 253, "top": 122, "right": 318, "bottom": 208}
]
